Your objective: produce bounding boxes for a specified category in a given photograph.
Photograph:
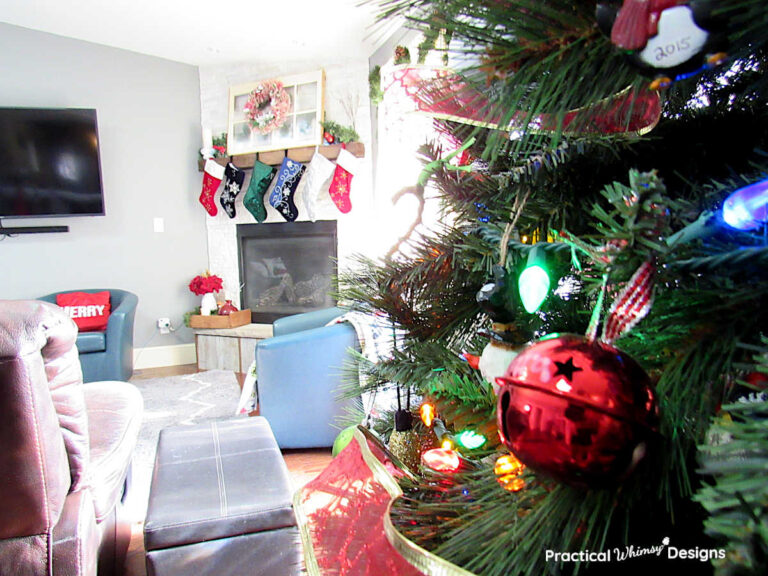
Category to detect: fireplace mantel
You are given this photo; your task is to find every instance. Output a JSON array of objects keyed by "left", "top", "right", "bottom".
[{"left": 197, "top": 141, "right": 365, "bottom": 170}]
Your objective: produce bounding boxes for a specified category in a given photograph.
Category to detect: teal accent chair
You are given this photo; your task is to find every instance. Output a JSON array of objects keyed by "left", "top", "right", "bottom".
[
  {"left": 255, "top": 307, "right": 361, "bottom": 448},
  {"left": 39, "top": 289, "right": 138, "bottom": 383}
]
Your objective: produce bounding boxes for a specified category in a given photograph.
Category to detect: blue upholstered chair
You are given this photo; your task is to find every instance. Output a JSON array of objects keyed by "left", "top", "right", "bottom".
[
  {"left": 255, "top": 307, "right": 361, "bottom": 449},
  {"left": 39, "top": 289, "right": 138, "bottom": 383}
]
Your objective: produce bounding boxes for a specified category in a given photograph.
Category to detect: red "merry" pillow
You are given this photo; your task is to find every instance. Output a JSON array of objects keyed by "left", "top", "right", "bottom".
[{"left": 56, "top": 291, "right": 111, "bottom": 332}]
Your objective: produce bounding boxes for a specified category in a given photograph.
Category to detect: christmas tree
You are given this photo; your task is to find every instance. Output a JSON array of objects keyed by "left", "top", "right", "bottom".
[{"left": 338, "top": 2, "right": 768, "bottom": 574}]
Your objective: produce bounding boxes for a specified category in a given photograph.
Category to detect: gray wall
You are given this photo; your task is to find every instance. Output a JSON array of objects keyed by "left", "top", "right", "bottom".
[{"left": 0, "top": 23, "right": 208, "bottom": 352}]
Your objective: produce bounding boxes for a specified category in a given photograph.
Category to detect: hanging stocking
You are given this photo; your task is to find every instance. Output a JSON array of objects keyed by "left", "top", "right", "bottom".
[
  {"left": 269, "top": 157, "right": 305, "bottom": 222},
  {"left": 220, "top": 163, "right": 245, "bottom": 219},
  {"left": 297, "top": 151, "right": 335, "bottom": 222},
  {"left": 199, "top": 159, "right": 225, "bottom": 217},
  {"left": 243, "top": 160, "right": 276, "bottom": 222},
  {"left": 328, "top": 146, "right": 357, "bottom": 214}
]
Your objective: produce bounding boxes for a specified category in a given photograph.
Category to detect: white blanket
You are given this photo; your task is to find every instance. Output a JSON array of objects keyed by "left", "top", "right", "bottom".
[{"left": 326, "top": 310, "right": 402, "bottom": 425}]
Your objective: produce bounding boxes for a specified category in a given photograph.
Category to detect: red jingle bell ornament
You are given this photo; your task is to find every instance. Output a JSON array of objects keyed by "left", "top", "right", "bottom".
[{"left": 496, "top": 333, "right": 658, "bottom": 487}]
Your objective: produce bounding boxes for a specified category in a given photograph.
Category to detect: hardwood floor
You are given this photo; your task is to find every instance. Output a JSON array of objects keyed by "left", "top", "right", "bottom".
[
  {"left": 283, "top": 448, "right": 334, "bottom": 489},
  {"left": 124, "top": 364, "right": 333, "bottom": 576},
  {"left": 130, "top": 363, "right": 199, "bottom": 380}
]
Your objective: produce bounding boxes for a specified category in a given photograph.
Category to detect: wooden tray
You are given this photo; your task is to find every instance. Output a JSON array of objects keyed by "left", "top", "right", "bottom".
[{"left": 189, "top": 309, "right": 251, "bottom": 329}]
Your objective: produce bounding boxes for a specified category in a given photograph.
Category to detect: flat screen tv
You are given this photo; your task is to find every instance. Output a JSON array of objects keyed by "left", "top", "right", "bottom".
[{"left": 0, "top": 108, "right": 105, "bottom": 218}]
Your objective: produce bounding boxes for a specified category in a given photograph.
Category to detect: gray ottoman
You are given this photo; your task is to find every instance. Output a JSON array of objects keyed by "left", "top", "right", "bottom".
[{"left": 143, "top": 417, "right": 301, "bottom": 576}]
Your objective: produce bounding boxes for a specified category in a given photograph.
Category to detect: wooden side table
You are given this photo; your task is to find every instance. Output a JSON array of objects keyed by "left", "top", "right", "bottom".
[{"left": 193, "top": 323, "right": 273, "bottom": 386}]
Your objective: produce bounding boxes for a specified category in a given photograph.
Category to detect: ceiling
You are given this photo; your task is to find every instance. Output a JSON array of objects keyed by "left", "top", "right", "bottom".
[{"left": 0, "top": 0, "right": 391, "bottom": 67}]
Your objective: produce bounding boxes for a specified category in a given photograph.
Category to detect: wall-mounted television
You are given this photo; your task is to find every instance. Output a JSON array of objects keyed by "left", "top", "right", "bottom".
[{"left": 0, "top": 108, "right": 105, "bottom": 219}]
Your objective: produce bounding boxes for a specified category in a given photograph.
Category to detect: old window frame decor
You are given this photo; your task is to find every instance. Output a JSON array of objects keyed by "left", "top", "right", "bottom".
[{"left": 227, "top": 70, "right": 325, "bottom": 156}]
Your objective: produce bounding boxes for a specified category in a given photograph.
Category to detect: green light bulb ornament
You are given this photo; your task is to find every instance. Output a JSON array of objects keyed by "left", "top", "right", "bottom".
[
  {"left": 519, "top": 246, "right": 550, "bottom": 314},
  {"left": 456, "top": 430, "right": 487, "bottom": 450}
]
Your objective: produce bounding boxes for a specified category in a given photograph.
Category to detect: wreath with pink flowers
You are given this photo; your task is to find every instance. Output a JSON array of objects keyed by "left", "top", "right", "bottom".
[{"left": 243, "top": 80, "right": 292, "bottom": 135}]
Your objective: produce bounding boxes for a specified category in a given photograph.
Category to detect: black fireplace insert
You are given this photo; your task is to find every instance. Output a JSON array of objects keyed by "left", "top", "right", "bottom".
[{"left": 237, "top": 221, "right": 338, "bottom": 324}]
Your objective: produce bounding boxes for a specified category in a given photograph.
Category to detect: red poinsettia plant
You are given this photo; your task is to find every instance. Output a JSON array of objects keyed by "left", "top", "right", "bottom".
[{"left": 188, "top": 272, "right": 223, "bottom": 295}]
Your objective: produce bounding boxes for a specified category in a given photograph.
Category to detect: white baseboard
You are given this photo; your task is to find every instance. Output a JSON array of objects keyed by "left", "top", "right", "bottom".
[{"left": 133, "top": 343, "right": 197, "bottom": 370}]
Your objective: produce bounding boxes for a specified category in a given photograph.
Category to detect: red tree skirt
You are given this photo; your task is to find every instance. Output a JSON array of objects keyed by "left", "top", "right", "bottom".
[{"left": 295, "top": 428, "right": 474, "bottom": 576}]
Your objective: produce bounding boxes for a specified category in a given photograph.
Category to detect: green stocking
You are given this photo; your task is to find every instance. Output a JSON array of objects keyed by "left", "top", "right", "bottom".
[{"left": 243, "top": 160, "right": 276, "bottom": 222}]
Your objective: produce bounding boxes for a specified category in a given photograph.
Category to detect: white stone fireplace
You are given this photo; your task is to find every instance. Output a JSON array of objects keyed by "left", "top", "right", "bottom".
[
  {"left": 204, "top": 173, "right": 373, "bottom": 319},
  {"left": 198, "top": 60, "right": 377, "bottom": 311}
]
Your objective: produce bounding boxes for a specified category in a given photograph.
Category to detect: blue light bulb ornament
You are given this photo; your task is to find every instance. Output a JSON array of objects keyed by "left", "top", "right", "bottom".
[
  {"left": 519, "top": 246, "right": 550, "bottom": 314},
  {"left": 722, "top": 177, "right": 768, "bottom": 231}
]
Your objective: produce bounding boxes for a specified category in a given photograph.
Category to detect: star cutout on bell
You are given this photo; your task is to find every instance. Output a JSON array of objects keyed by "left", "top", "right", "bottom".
[{"left": 554, "top": 357, "right": 582, "bottom": 380}]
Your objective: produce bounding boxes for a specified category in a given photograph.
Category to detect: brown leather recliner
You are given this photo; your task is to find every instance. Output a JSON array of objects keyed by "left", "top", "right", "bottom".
[{"left": 0, "top": 300, "right": 143, "bottom": 576}]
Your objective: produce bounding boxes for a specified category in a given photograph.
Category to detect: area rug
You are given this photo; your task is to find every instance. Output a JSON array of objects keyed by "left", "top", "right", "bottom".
[{"left": 128, "top": 370, "right": 242, "bottom": 516}]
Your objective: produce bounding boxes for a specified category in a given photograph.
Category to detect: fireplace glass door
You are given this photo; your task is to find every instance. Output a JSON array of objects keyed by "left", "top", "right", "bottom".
[{"left": 237, "top": 221, "right": 337, "bottom": 323}]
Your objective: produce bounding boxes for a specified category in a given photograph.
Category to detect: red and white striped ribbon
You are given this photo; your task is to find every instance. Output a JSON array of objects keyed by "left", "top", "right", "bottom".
[{"left": 603, "top": 259, "right": 656, "bottom": 344}]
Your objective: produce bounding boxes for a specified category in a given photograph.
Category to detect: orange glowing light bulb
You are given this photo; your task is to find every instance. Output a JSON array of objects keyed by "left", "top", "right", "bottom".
[
  {"left": 420, "top": 403, "right": 435, "bottom": 427},
  {"left": 494, "top": 454, "right": 525, "bottom": 492}
]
